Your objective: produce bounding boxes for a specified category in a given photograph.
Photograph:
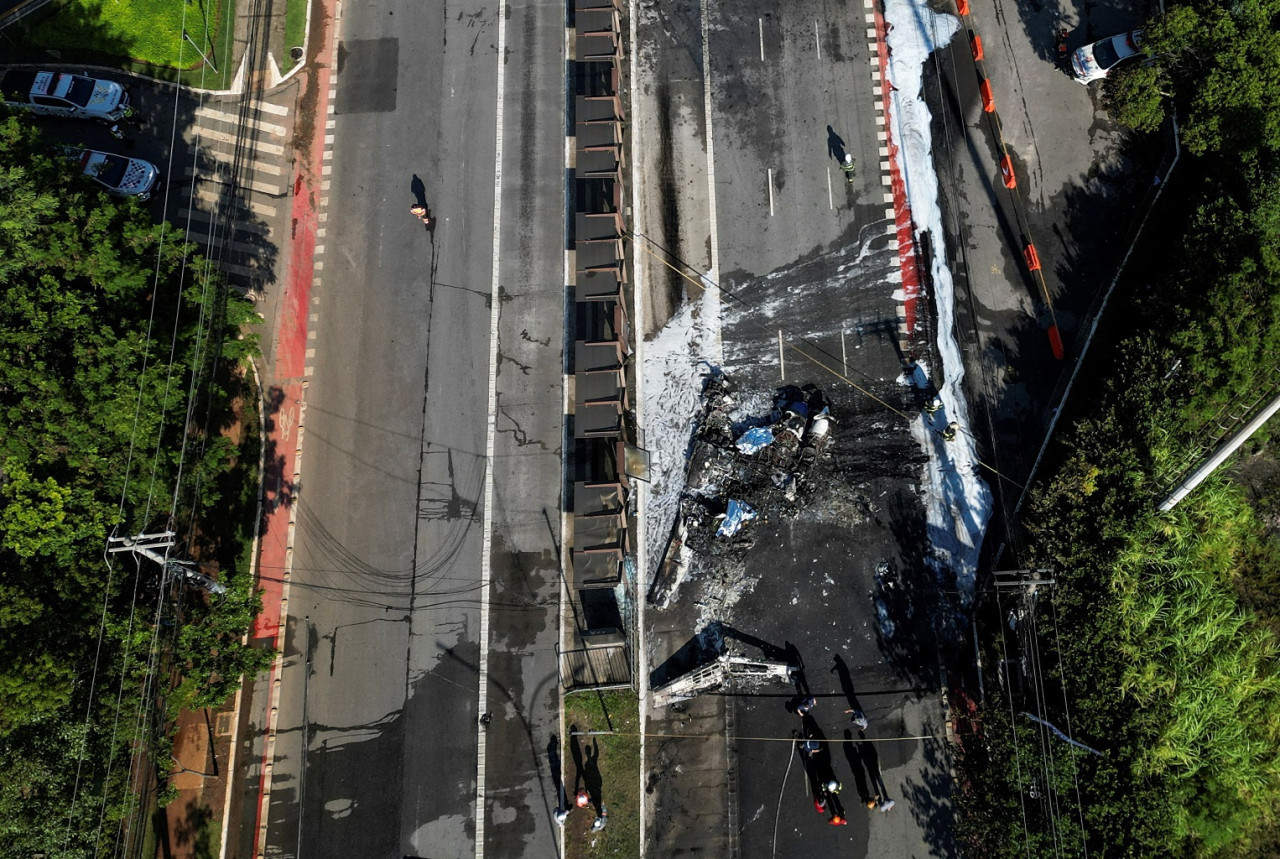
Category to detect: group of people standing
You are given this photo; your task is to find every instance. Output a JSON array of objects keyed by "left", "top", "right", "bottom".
[{"left": 789, "top": 660, "right": 897, "bottom": 829}]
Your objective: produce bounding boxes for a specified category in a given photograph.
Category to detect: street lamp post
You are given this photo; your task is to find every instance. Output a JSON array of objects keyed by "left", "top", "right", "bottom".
[{"left": 182, "top": 28, "right": 218, "bottom": 73}]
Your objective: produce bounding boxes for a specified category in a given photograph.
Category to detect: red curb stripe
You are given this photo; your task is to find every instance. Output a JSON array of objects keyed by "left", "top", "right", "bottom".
[{"left": 871, "top": 3, "right": 922, "bottom": 337}]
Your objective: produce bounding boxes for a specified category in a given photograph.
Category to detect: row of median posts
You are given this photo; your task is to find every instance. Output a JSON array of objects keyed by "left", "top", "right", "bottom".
[{"left": 562, "top": 0, "right": 646, "bottom": 692}]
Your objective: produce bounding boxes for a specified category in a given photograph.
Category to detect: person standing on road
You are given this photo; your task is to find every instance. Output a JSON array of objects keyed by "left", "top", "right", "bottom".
[{"left": 841, "top": 153, "right": 857, "bottom": 184}]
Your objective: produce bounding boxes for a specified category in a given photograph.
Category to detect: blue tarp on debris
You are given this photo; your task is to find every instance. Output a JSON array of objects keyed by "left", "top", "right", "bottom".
[
  {"left": 735, "top": 426, "right": 774, "bottom": 454},
  {"left": 717, "top": 499, "right": 757, "bottom": 538}
]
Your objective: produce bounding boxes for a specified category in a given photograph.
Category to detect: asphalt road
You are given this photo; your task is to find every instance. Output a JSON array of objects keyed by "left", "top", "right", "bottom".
[
  {"left": 638, "top": 0, "right": 954, "bottom": 855},
  {"left": 640, "top": 0, "right": 1161, "bottom": 852},
  {"left": 927, "top": 0, "right": 1155, "bottom": 523},
  {"left": 260, "top": 0, "right": 566, "bottom": 857},
  {"left": 706, "top": 0, "right": 953, "bottom": 855}
]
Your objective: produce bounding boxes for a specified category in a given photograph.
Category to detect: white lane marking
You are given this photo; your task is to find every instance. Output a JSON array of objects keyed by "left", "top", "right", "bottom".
[
  {"left": 251, "top": 99, "right": 290, "bottom": 116},
  {"left": 227, "top": 239, "right": 270, "bottom": 256},
  {"left": 184, "top": 167, "right": 284, "bottom": 196},
  {"left": 759, "top": 18, "right": 765, "bottom": 61},
  {"left": 815, "top": 19, "right": 821, "bottom": 60},
  {"left": 827, "top": 168, "right": 833, "bottom": 209},
  {"left": 220, "top": 261, "right": 263, "bottom": 278},
  {"left": 701, "top": 0, "right": 722, "bottom": 317},
  {"left": 198, "top": 146, "right": 286, "bottom": 175},
  {"left": 193, "top": 126, "right": 287, "bottom": 155},
  {"left": 476, "top": 0, "right": 510, "bottom": 853},
  {"left": 193, "top": 187, "right": 277, "bottom": 217},
  {"left": 178, "top": 209, "right": 271, "bottom": 237},
  {"left": 194, "top": 105, "right": 288, "bottom": 137},
  {"left": 767, "top": 167, "right": 775, "bottom": 216}
]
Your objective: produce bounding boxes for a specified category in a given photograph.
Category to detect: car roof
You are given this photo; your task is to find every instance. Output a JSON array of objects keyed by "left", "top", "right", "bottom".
[{"left": 1, "top": 69, "right": 38, "bottom": 101}]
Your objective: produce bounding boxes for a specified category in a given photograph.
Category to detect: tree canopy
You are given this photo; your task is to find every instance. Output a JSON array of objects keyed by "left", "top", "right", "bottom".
[
  {"left": 0, "top": 114, "right": 268, "bottom": 854},
  {"left": 1107, "top": 0, "right": 1280, "bottom": 165}
]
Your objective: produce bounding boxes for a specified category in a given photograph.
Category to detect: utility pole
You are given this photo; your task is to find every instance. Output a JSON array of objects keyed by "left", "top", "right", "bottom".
[
  {"left": 108, "top": 531, "right": 225, "bottom": 595},
  {"left": 989, "top": 568, "right": 1055, "bottom": 589},
  {"left": 107, "top": 530, "right": 176, "bottom": 565}
]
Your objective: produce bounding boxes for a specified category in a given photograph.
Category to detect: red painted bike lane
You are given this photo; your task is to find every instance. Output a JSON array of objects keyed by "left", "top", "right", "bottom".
[{"left": 246, "top": 0, "right": 339, "bottom": 850}]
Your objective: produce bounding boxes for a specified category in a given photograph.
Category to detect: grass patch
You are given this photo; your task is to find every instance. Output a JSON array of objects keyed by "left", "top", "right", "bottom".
[
  {"left": 564, "top": 689, "right": 641, "bottom": 859},
  {"left": 21, "top": 0, "right": 235, "bottom": 89},
  {"left": 176, "top": 0, "right": 236, "bottom": 90},
  {"left": 26, "top": 0, "right": 219, "bottom": 67},
  {"left": 281, "top": 0, "right": 307, "bottom": 74}
]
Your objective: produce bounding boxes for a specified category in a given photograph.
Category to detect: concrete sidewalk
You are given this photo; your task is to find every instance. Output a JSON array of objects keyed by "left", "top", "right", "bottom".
[{"left": 161, "top": 706, "right": 240, "bottom": 859}]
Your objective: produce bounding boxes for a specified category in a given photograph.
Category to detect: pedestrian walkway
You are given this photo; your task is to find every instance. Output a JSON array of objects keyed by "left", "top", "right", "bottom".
[{"left": 177, "top": 96, "right": 294, "bottom": 298}]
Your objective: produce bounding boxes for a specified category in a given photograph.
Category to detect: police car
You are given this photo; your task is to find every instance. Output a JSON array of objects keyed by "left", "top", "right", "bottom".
[
  {"left": 73, "top": 148, "right": 160, "bottom": 200},
  {"left": 1071, "top": 30, "right": 1144, "bottom": 84},
  {"left": 1, "top": 69, "right": 132, "bottom": 122}
]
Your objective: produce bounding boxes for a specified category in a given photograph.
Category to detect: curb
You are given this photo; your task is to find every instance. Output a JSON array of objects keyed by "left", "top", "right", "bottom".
[
  {"left": 216, "top": 355, "right": 272, "bottom": 859},
  {"left": 0, "top": 41, "right": 305, "bottom": 99}
]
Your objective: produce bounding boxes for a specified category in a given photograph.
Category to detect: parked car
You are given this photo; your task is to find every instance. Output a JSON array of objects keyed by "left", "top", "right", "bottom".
[
  {"left": 1, "top": 69, "right": 131, "bottom": 121},
  {"left": 71, "top": 148, "right": 160, "bottom": 200},
  {"left": 1071, "top": 29, "right": 1144, "bottom": 84}
]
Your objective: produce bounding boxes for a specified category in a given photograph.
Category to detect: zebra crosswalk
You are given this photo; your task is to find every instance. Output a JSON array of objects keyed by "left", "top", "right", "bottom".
[{"left": 177, "top": 97, "right": 294, "bottom": 294}]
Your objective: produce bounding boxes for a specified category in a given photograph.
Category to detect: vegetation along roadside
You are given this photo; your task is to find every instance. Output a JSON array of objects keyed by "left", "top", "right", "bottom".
[
  {"left": 958, "top": 0, "right": 1280, "bottom": 853},
  {"left": 0, "top": 115, "right": 269, "bottom": 854}
]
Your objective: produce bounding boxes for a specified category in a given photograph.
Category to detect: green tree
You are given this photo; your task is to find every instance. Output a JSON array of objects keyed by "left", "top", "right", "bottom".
[
  {"left": 1110, "top": 0, "right": 1280, "bottom": 159},
  {"left": 0, "top": 112, "right": 265, "bottom": 852},
  {"left": 1104, "top": 64, "right": 1168, "bottom": 133}
]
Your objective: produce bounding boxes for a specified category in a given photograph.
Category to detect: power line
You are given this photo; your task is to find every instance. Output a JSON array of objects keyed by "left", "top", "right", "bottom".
[
  {"left": 1050, "top": 595, "right": 1090, "bottom": 856},
  {"left": 993, "top": 587, "right": 1034, "bottom": 857}
]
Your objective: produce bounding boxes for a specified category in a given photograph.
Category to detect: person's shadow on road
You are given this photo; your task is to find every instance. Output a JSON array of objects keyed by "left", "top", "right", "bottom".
[
  {"left": 831, "top": 653, "right": 863, "bottom": 714},
  {"left": 858, "top": 729, "right": 890, "bottom": 801},
  {"left": 826, "top": 125, "right": 848, "bottom": 165},
  {"left": 842, "top": 728, "right": 873, "bottom": 806},
  {"left": 569, "top": 724, "right": 585, "bottom": 796}
]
